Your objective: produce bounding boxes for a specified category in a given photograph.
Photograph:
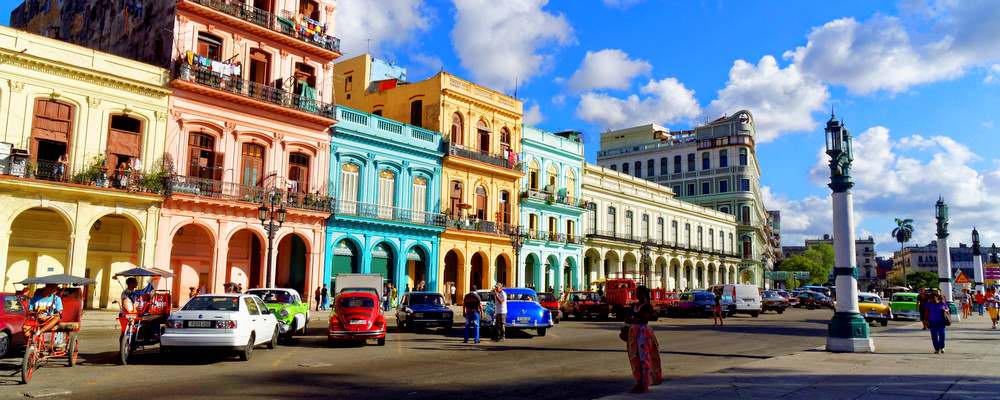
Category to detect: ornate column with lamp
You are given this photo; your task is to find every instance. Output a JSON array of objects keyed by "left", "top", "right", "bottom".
[
  {"left": 258, "top": 189, "right": 287, "bottom": 289},
  {"left": 823, "top": 113, "right": 875, "bottom": 353},
  {"left": 972, "top": 228, "right": 985, "bottom": 295},
  {"left": 935, "top": 198, "right": 955, "bottom": 305},
  {"left": 640, "top": 242, "right": 652, "bottom": 288},
  {"left": 510, "top": 226, "right": 525, "bottom": 287}
]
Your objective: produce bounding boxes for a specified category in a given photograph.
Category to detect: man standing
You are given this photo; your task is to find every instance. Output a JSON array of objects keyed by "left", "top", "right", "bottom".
[
  {"left": 321, "top": 284, "right": 329, "bottom": 311},
  {"left": 314, "top": 286, "right": 323, "bottom": 311},
  {"left": 493, "top": 284, "right": 507, "bottom": 342},
  {"left": 463, "top": 291, "right": 483, "bottom": 344}
]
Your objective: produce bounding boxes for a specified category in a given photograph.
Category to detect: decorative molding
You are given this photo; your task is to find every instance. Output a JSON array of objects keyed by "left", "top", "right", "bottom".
[
  {"left": 7, "top": 80, "right": 24, "bottom": 93},
  {"left": 224, "top": 121, "right": 237, "bottom": 133},
  {"left": 280, "top": 49, "right": 289, "bottom": 58},
  {"left": 87, "top": 96, "right": 101, "bottom": 107},
  {"left": 155, "top": 111, "right": 168, "bottom": 121},
  {"left": 0, "top": 52, "right": 170, "bottom": 98},
  {"left": 233, "top": 33, "right": 243, "bottom": 43}
]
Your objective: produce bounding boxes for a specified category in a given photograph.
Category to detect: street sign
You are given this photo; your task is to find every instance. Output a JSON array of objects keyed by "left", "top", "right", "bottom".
[
  {"left": 954, "top": 271, "right": 971, "bottom": 284},
  {"left": 985, "top": 264, "right": 1000, "bottom": 280},
  {"left": 793, "top": 272, "right": 811, "bottom": 280}
]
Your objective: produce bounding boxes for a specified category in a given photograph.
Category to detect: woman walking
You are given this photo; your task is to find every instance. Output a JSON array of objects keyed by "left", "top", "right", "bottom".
[
  {"left": 625, "top": 286, "right": 662, "bottom": 393},
  {"left": 712, "top": 294, "right": 724, "bottom": 326},
  {"left": 986, "top": 292, "right": 1000, "bottom": 329},
  {"left": 925, "top": 292, "right": 951, "bottom": 354}
]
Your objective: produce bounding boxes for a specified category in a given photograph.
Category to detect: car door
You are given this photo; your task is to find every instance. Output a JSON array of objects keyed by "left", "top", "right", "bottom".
[
  {"left": 243, "top": 296, "right": 264, "bottom": 345},
  {"left": 254, "top": 297, "right": 276, "bottom": 342}
]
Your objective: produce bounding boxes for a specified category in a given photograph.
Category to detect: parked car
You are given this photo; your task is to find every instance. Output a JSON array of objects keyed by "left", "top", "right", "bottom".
[
  {"left": 761, "top": 291, "right": 789, "bottom": 314},
  {"left": 0, "top": 293, "right": 27, "bottom": 358},
  {"left": 396, "top": 292, "right": 453, "bottom": 332},
  {"left": 858, "top": 292, "right": 891, "bottom": 326},
  {"left": 603, "top": 278, "right": 638, "bottom": 319},
  {"left": 650, "top": 289, "right": 678, "bottom": 316},
  {"left": 796, "top": 291, "right": 835, "bottom": 310},
  {"left": 712, "top": 285, "right": 762, "bottom": 317},
  {"left": 802, "top": 285, "right": 832, "bottom": 298},
  {"left": 245, "top": 288, "right": 309, "bottom": 341},
  {"left": 889, "top": 292, "right": 919, "bottom": 320},
  {"left": 665, "top": 291, "right": 716, "bottom": 317},
  {"left": 559, "top": 291, "right": 610, "bottom": 320},
  {"left": 478, "top": 288, "right": 553, "bottom": 337},
  {"left": 537, "top": 292, "right": 561, "bottom": 323},
  {"left": 162, "top": 294, "right": 278, "bottom": 361},
  {"left": 329, "top": 291, "right": 386, "bottom": 346}
]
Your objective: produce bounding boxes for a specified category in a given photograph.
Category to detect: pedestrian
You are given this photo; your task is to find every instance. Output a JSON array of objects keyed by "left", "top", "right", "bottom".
[
  {"left": 493, "top": 283, "right": 507, "bottom": 342},
  {"left": 960, "top": 289, "right": 971, "bottom": 318},
  {"left": 450, "top": 283, "right": 457, "bottom": 305},
  {"left": 712, "top": 293, "right": 724, "bottom": 326},
  {"left": 417, "top": 280, "right": 426, "bottom": 291},
  {"left": 188, "top": 287, "right": 197, "bottom": 300},
  {"left": 55, "top": 153, "right": 68, "bottom": 181},
  {"left": 321, "top": 284, "right": 329, "bottom": 310},
  {"left": 926, "top": 292, "right": 950, "bottom": 353},
  {"left": 314, "top": 286, "right": 322, "bottom": 311},
  {"left": 463, "top": 290, "right": 483, "bottom": 344},
  {"left": 236, "top": 283, "right": 243, "bottom": 293},
  {"left": 975, "top": 291, "right": 986, "bottom": 316},
  {"left": 986, "top": 292, "right": 1000, "bottom": 329},
  {"left": 391, "top": 284, "right": 399, "bottom": 309},
  {"left": 624, "top": 286, "right": 662, "bottom": 393}
]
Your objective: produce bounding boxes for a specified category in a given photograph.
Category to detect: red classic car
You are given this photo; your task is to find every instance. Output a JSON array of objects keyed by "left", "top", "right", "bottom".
[
  {"left": 650, "top": 289, "right": 678, "bottom": 316},
  {"left": 0, "top": 293, "right": 27, "bottom": 358},
  {"left": 559, "top": 291, "right": 610, "bottom": 320},
  {"left": 328, "top": 292, "right": 386, "bottom": 346},
  {"left": 537, "top": 292, "right": 561, "bottom": 323}
]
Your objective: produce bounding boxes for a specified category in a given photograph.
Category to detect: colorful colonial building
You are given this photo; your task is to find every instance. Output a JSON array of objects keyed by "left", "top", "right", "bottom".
[
  {"left": 0, "top": 26, "right": 171, "bottom": 308},
  {"left": 335, "top": 55, "right": 523, "bottom": 298},
  {"left": 519, "top": 127, "right": 586, "bottom": 296},
  {"left": 325, "top": 106, "right": 444, "bottom": 294},
  {"left": 14, "top": 0, "right": 342, "bottom": 306}
]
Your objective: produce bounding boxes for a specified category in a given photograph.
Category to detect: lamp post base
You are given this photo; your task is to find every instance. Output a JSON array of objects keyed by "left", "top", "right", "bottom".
[{"left": 826, "top": 312, "right": 875, "bottom": 353}]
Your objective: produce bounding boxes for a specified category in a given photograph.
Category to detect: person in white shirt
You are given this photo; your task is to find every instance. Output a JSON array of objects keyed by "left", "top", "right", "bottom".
[
  {"left": 450, "top": 284, "right": 457, "bottom": 305},
  {"left": 493, "top": 283, "right": 507, "bottom": 342}
]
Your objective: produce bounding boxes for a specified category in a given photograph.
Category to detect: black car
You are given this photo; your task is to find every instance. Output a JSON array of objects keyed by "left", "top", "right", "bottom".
[
  {"left": 396, "top": 292, "right": 454, "bottom": 332},
  {"left": 761, "top": 290, "right": 789, "bottom": 314}
]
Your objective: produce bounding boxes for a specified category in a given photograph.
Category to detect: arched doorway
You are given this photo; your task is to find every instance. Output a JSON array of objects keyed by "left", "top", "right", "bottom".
[
  {"left": 683, "top": 261, "right": 694, "bottom": 290},
  {"left": 227, "top": 229, "right": 264, "bottom": 291},
  {"left": 525, "top": 253, "right": 539, "bottom": 290},
  {"left": 544, "top": 255, "right": 559, "bottom": 292},
  {"left": 584, "top": 248, "right": 601, "bottom": 289},
  {"left": 277, "top": 234, "right": 308, "bottom": 296},
  {"left": 470, "top": 252, "right": 487, "bottom": 292},
  {"left": 331, "top": 238, "right": 361, "bottom": 285},
  {"left": 670, "top": 259, "right": 681, "bottom": 290},
  {"left": 623, "top": 253, "right": 638, "bottom": 281},
  {"left": 708, "top": 263, "right": 717, "bottom": 286},
  {"left": 444, "top": 250, "right": 461, "bottom": 298},
  {"left": 695, "top": 262, "right": 705, "bottom": 289},
  {"left": 6, "top": 208, "right": 72, "bottom": 292},
  {"left": 405, "top": 246, "right": 428, "bottom": 291},
  {"left": 656, "top": 258, "right": 668, "bottom": 290},
  {"left": 563, "top": 257, "right": 577, "bottom": 293},
  {"left": 740, "top": 269, "right": 754, "bottom": 285},
  {"left": 604, "top": 251, "right": 621, "bottom": 279},
  {"left": 370, "top": 242, "right": 396, "bottom": 290},
  {"left": 170, "top": 224, "right": 215, "bottom": 306},
  {"left": 87, "top": 214, "right": 142, "bottom": 308},
  {"left": 495, "top": 254, "right": 512, "bottom": 288}
]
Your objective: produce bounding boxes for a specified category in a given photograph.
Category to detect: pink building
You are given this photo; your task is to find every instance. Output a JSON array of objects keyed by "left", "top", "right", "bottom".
[{"left": 13, "top": 0, "right": 341, "bottom": 305}]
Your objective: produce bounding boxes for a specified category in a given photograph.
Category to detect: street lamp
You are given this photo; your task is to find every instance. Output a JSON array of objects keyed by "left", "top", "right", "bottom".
[
  {"left": 640, "top": 242, "right": 652, "bottom": 287},
  {"left": 934, "top": 197, "right": 954, "bottom": 304},
  {"left": 972, "top": 227, "right": 984, "bottom": 295},
  {"left": 823, "top": 112, "right": 874, "bottom": 353},
  {"left": 258, "top": 190, "right": 287, "bottom": 288},
  {"left": 510, "top": 226, "right": 525, "bottom": 287}
]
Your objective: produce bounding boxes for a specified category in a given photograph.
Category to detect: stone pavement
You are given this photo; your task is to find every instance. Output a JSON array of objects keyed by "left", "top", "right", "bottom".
[{"left": 602, "top": 315, "right": 1000, "bottom": 400}]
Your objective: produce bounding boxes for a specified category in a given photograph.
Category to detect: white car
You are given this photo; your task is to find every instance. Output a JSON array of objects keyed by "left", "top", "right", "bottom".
[{"left": 161, "top": 294, "right": 279, "bottom": 361}]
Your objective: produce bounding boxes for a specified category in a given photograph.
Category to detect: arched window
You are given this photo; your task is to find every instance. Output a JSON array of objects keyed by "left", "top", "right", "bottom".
[
  {"left": 475, "top": 186, "right": 488, "bottom": 219},
  {"left": 642, "top": 214, "right": 650, "bottom": 239},
  {"left": 684, "top": 223, "right": 691, "bottom": 246},
  {"left": 657, "top": 217, "right": 665, "bottom": 241},
  {"left": 340, "top": 163, "right": 360, "bottom": 213},
  {"left": 241, "top": 143, "right": 265, "bottom": 186},
  {"left": 477, "top": 120, "right": 490, "bottom": 153},
  {"left": 607, "top": 207, "right": 616, "bottom": 235},
  {"left": 697, "top": 226, "right": 704, "bottom": 248},
  {"left": 742, "top": 236, "right": 752, "bottom": 259},
  {"left": 288, "top": 152, "right": 310, "bottom": 192},
  {"left": 673, "top": 155, "right": 681, "bottom": 173},
  {"left": 500, "top": 127, "right": 511, "bottom": 154},
  {"left": 671, "top": 220, "right": 678, "bottom": 243},
  {"left": 378, "top": 170, "right": 396, "bottom": 218},
  {"left": 546, "top": 164, "right": 558, "bottom": 191},
  {"left": 412, "top": 177, "right": 428, "bottom": 220},
  {"left": 708, "top": 228, "right": 714, "bottom": 250},
  {"left": 659, "top": 157, "right": 668, "bottom": 175},
  {"left": 719, "top": 230, "right": 725, "bottom": 252},
  {"left": 188, "top": 132, "right": 217, "bottom": 180},
  {"left": 624, "top": 211, "right": 634, "bottom": 237},
  {"left": 528, "top": 160, "right": 540, "bottom": 190},
  {"left": 499, "top": 190, "right": 511, "bottom": 225},
  {"left": 449, "top": 180, "right": 463, "bottom": 218},
  {"left": 565, "top": 169, "right": 576, "bottom": 199},
  {"left": 107, "top": 114, "right": 142, "bottom": 171},
  {"left": 450, "top": 112, "right": 463, "bottom": 145}
]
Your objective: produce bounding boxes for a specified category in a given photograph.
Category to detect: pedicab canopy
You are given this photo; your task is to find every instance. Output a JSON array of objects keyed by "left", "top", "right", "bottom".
[
  {"left": 16, "top": 274, "right": 96, "bottom": 286},
  {"left": 113, "top": 267, "right": 175, "bottom": 278}
]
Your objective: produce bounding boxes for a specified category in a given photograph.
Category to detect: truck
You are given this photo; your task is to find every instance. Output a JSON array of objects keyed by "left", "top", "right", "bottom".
[
  {"left": 603, "top": 279, "right": 637, "bottom": 319},
  {"left": 333, "top": 273, "right": 384, "bottom": 300}
]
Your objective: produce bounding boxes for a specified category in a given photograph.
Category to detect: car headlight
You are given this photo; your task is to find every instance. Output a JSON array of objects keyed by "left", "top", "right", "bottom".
[{"left": 279, "top": 309, "right": 290, "bottom": 318}]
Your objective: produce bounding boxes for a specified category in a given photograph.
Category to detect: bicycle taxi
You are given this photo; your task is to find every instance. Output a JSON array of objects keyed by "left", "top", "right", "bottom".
[
  {"left": 113, "top": 267, "right": 173, "bottom": 365},
  {"left": 16, "top": 273, "right": 93, "bottom": 384}
]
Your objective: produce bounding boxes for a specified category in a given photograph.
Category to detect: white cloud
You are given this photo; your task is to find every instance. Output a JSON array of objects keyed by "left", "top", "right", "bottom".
[
  {"left": 985, "top": 64, "right": 1000, "bottom": 84},
  {"left": 602, "top": 0, "right": 644, "bottom": 9},
  {"left": 524, "top": 101, "right": 544, "bottom": 125},
  {"left": 983, "top": 120, "right": 995, "bottom": 129},
  {"left": 762, "top": 186, "right": 832, "bottom": 248},
  {"left": 708, "top": 56, "right": 830, "bottom": 142},
  {"left": 566, "top": 49, "right": 652, "bottom": 93},
  {"left": 407, "top": 53, "right": 445, "bottom": 80},
  {"left": 451, "top": 0, "right": 573, "bottom": 91},
  {"left": 335, "top": 0, "right": 431, "bottom": 56},
  {"left": 575, "top": 78, "right": 701, "bottom": 130}
]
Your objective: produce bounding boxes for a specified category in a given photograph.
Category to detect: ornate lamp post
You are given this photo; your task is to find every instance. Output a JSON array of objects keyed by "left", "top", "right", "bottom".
[
  {"left": 640, "top": 242, "right": 652, "bottom": 287},
  {"left": 258, "top": 190, "right": 287, "bottom": 288},
  {"left": 510, "top": 226, "right": 526, "bottom": 287},
  {"left": 972, "top": 228, "right": 984, "bottom": 295},
  {"left": 935, "top": 197, "right": 955, "bottom": 306},
  {"left": 824, "top": 113, "right": 874, "bottom": 353}
]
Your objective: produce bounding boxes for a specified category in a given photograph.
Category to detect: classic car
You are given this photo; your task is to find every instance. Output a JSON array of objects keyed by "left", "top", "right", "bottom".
[
  {"left": 245, "top": 288, "right": 309, "bottom": 341},
  {"left": 858, "top": 292, "right": 891, "bottom": 326},
  {"left": 329, "top": 291, "right": 386, "bottom": 346},
  {"left": 889, "top": 292, "right": 920, "bottom": 320},
  {"left": 665, "top": 291, "right": 716, "bottom": 317},
  {"left": 478, "top": 288, "right": 553, "bottom": 337},
  {"left": 560, "top": 291, "right": 610, "bottom": 320},
  {"left": 650, "top": 289, "right": 678, "bottom": 316},
  {"left": 796, "top": 291, "right": 835, "bottom": 310},
  {"left": 537, "top": 292, "right": 561, "bottom": 323},
  {"left": 162, "top": 294, "right": 278, "bottom": 361},
  {"left": 0, "top": 292, "right": 27, "bottom": 358},
  {"left": 396, "top": 292, "right": 454, "bottom": 332},
  {"left": 761, "top": 290, "right": 789, "bottom": 314}
]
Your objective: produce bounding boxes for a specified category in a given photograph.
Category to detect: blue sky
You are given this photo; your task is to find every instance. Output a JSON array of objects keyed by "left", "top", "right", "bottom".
[{"left": 4, "top": 1, "right": 999, "bottom": 256}]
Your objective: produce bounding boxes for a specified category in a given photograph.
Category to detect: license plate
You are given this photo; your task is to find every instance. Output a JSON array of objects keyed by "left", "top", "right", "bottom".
[
  {"left": 350, "top": 320, "right": 367, "bottom": 325},
  {"left": 413, "top": 313, "right": 424, "bottom": 318},
  {"left": 517, "top": 317, "right": 530, "bottom": 323},
  {"left": 743, "top": 298, "right": 755, "bottom": 302},
  {"left": 188, "top": 320, "right": 211, "bottom": 328}
]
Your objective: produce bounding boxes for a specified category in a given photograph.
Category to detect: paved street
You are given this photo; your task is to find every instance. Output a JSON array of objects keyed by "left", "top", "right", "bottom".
[{"left": 0, "top": 308, "right": 876, "bottom": 399}]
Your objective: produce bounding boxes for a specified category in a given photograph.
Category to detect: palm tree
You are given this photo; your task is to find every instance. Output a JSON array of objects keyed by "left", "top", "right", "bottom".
[{"left": 892, "top": 218, "right": 914, "bottom": 287}]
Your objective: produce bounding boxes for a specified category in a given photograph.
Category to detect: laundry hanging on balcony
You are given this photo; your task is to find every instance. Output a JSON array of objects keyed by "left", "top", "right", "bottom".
[
  {"left": 184, "top": 51, "right": 240, "bottom": 76},
  {"left": 297, "top": 79, "right": 318, "bottom": 112}
]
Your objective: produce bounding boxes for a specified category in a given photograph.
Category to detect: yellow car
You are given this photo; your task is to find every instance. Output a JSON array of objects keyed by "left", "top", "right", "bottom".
[{"left": 858, "top": 292, "right": 891, "bottom": 326}]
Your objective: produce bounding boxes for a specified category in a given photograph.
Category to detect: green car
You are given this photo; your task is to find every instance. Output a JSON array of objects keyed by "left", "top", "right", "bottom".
[
  {"left": 247, "top": 288, "right": 310, "bottom": 340},
  {"left": 889, "top": 292, "right": 919, "bottom": 320}
]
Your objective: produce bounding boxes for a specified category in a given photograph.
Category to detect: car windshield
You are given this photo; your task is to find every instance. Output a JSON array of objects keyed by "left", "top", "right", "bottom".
[
  {"left": 247, "top": 290, "right": 293, "bottom": 304},
  {"left": 410, "top": 294, "right": 444, "bottom": 305},
  {"left": 340, "top": 296, "right": 375, "bottom": 308},
  {"left": 508, "top": 292, "right": 537, "bottom": 302},
  {"left": 538, "top": 293, "right": 556, "bottom": 302},
  {"left": 183, "top": 296, "right": 240, "bottom": 311},
  {"left": 859, "top": 295, "right": 880, "bottom": 304},
  {"left": 571, "top": 293, "right": 600, "bottom": 302},
  {"left": 892, "top": 295, "right": 913, "bottom": 302}
]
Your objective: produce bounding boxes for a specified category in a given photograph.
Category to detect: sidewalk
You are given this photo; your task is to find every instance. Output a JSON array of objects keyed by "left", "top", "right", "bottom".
[{"left": 602, "top": 316, "right": 1000, "bottom": 400}]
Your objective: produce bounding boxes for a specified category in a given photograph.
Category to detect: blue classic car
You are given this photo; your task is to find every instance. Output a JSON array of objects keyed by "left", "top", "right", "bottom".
[
  {"left": 395, "top": 292, "right": 454, "bottom": 332},
  {"left": 477, "top": 288, "right": 553, "bottom": 337}
]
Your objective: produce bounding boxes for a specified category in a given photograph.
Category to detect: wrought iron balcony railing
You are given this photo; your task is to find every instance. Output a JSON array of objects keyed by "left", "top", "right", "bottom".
[
  {"left": 170, "top": 175, "right": 334, "bottom": 213},
  {"left": 334, "top": 200, "right": 446, "bottom": 227},
  {"left": 0, "top": 158, "right": 167, "bottom": 195},
  {"left": 443, "top": 141, "right": 518, "bottom": 170},
  {"left": 519, "top": 188, "right": 587, "bottom": 208},
  {"left": 174, "top": 61, "right": 336, "bottom": 120},
  {"left": 186, "top": 0, "right": 341, "bottom": 53},
  {"left": 445, "top": 217, "right": 517, "bottom": 236},
  {"left": 584, "top": 229, "right": 740, "bottom": 257}
]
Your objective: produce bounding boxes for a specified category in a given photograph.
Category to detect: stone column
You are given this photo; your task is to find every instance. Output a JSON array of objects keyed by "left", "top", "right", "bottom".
[
  {"left": 0, "top": 226, "right": 10, "bottom": 291},
  {"left": 935, "top": 198, "right": 954, "bottom": 304},
  {"left": 972, "top": 228, "right": 985, "bottom": 295}
]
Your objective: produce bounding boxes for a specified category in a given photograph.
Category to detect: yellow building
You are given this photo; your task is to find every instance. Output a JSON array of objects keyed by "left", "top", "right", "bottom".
[
  {"left": 335, "top": 55, "right": 523, "bottom": 298},
  {"left": 0, "top": 26, "right": 170, "bottom": 308}
]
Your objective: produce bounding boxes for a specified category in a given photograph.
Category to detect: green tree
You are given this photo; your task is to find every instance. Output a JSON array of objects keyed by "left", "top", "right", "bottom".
[
  {"left": 780, "top": 243, "right": 835, "bottom": 285},
  {"left": 892, "top": 218, "right": 914, "bottom": 286},
  {"left": 906, "top": 271, "right": 938, "bottom": 289}
]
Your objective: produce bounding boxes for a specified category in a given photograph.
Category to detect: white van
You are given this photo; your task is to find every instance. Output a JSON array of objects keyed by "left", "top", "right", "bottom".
[{"left": 722, "top": 284, "right": 762, "bottom": 317}]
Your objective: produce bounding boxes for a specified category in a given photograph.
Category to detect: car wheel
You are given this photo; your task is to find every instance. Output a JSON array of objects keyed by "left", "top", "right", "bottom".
[
  {"left": 600, "top": 313, "right": 609, "bottom": 321},
  {"left": 377, "top": 337, "right": 386, "bottom": 346},
  {"left": 443, "top": 323, "right": 453, "bottom": 333},
  {"left": 751, "top": 312, "right": 760, "bottom": 318},
  {"left": 398, "top": 320, "right": 408, "bottom": 332},
  {"left": 266, "top": 327, "right": 278, "bottom": 349},
  {"left": 880, "top": 319, "right": 888, "bottom": 327},
  {"left": 239, "top": 333, "right": 255, "bottom": 361},
  {"left": 0, "top": 331, "right": 10, "bottom": 359},
  {"left": 537, "top": 328, "right": 547, "bottom": 337},
  {"left": 777, "top": 309, "right": 785, "bottom": 314}
]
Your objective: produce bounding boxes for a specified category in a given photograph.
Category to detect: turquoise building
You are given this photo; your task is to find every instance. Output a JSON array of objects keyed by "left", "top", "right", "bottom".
[
  {"left": 518, "top": 127, "right": 586, "bottom": 296},
  {"left": 325, "top": 107, "right": 445, "bottom": 294}
]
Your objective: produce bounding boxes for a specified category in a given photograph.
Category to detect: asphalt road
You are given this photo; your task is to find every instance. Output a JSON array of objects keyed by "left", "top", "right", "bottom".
[{"left": 0, "top": 308, "right": 888, "bottom": 399}]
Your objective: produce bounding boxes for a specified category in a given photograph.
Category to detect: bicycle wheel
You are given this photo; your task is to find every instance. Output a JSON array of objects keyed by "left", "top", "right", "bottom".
[
  {"left": 21, "top": 345, "right": 37, "bottom": 384},
  {"left": 119, "top": 330, "right": 133, "bottom": 365}
]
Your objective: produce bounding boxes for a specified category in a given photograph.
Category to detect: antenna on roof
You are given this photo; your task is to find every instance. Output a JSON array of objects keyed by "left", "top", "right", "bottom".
[
  {"left": 513, "top": 75, "right": 519, "bottom": 99},
  {"left": 367, "top": 38, "right": 371, "bottom": 54}
]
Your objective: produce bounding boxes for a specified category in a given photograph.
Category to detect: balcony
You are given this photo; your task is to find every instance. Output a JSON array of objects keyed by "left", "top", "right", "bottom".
[
  {"left": 333, "top": 200, "right": 446, "bottom": 228},
  {"left": 443, "top": 141, "right": 518, "bottom": 171},
  {"left": 170, "top": 175, "right": 334, "bottom": 213},
  {"left": 445, "top": 216, "right": 517, "bottom": 236},
  {"left": 585, "top": 229, "right": 740, "bottom": 258},
  {"left": 0, "top": 158, "right": 167, "bottom": 196},
  {"left": 180, "top": 0, "right": 341, "bottom": 57},
  {"left": 172, "top": 61, "right": 335, "bottom": 124},
  {"left": 519, "top": 188, "right": 587, "bottom": 209}
]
